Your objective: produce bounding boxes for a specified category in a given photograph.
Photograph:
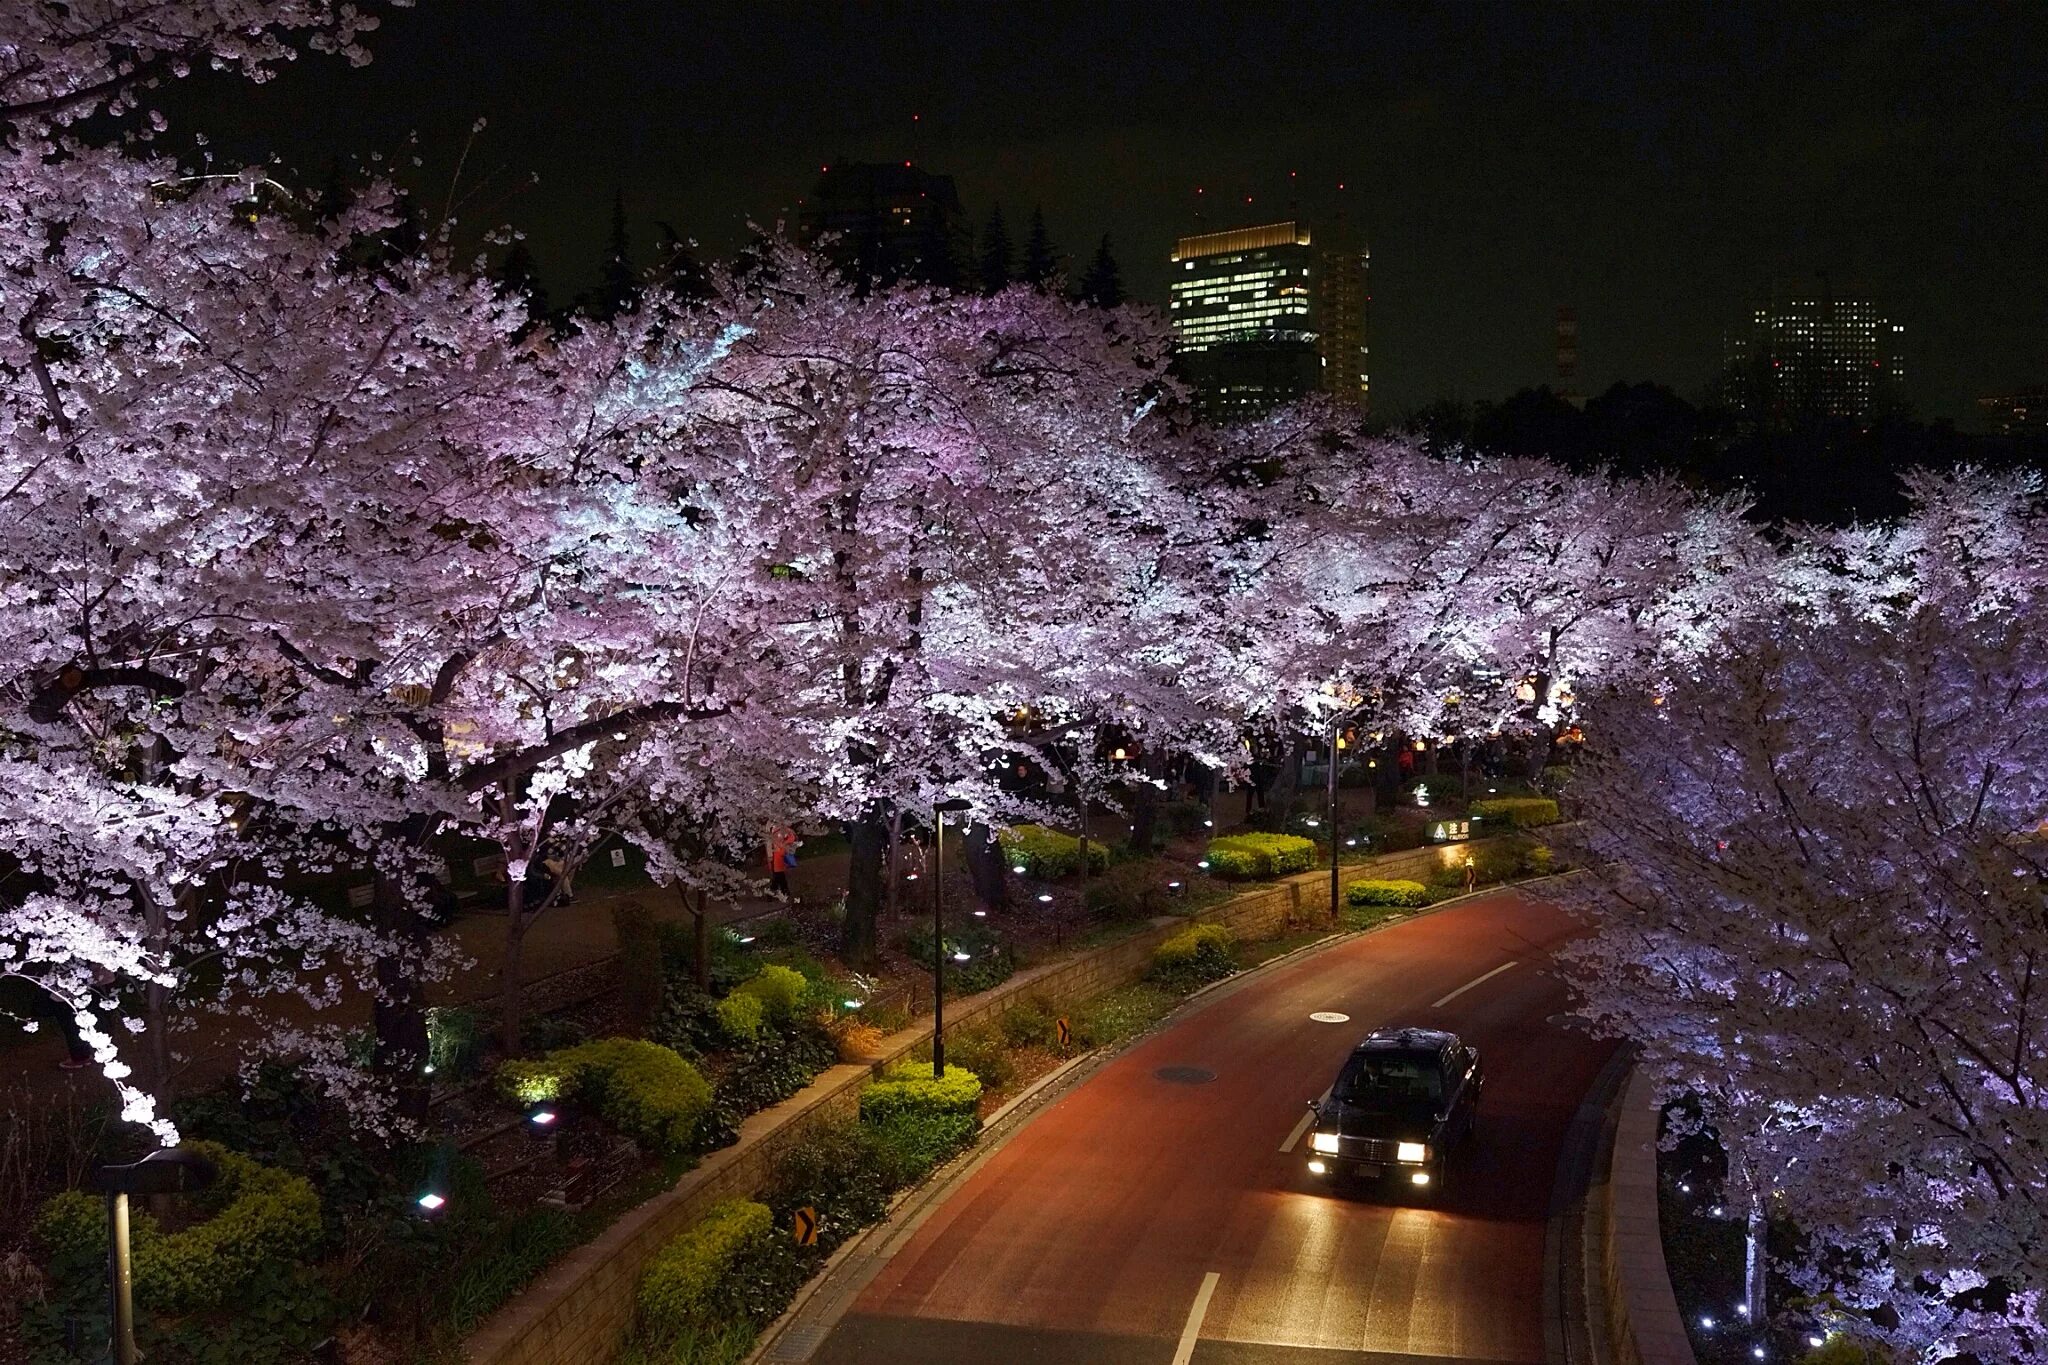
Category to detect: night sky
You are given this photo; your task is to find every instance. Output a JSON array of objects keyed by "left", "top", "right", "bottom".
[{"left": 164, "top": 1, "right": 2048, "bottom": 424}]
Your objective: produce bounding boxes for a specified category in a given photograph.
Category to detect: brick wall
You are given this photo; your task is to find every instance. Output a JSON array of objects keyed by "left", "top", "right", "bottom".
[{"left": 464, "top": 835, "right": 1516, "bottom": 1365}]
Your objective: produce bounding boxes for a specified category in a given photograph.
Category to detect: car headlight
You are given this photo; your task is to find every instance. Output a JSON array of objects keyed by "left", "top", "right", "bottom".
[
  {"left": 1397, "top": 1141, "right": 1428, "bottom": 1164},
  {"left": 1311, "top": 1131, "right": 1341, "bottom": 1155}
]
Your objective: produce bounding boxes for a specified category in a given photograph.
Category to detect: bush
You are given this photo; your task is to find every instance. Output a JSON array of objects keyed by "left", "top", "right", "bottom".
[
  {"left": 939, "top": 1022, "right": 1015, "bottom": 1089},
  {"left": 999, "top": 823, "right": 1108, "bottom": 878},
  {"left": 1800, "top": 1338, "right": 1891, "bottom": 1365},
  {"left": 1347, "top": 879, "right": 1428, "bottom": 908},
  {"left": 997, "top": 998, "right": 1058, "bottom": 1049},
  {"left": 1539, "top": 763, "right": 1574, "bottom": 794},
  {"left": 713, "top": 1021, "right": 837, "bottom": 1116},
  {"left": 732, "top": 964, "right": 810, "bottom": 1022},
  {"left": 637, "top": 1198, "right": 772, "bottom": 1342},
  {"left": 1468, "top": 796, "right": 1561, "bottom": 829},
  {"left": 858, "top": 1061, "right": 983, "bottom": 1128},
  {"left": 1083, "top": 862, "right": 1169, "bottom": 923},
  {"left": 650, "top": 985, "right": 725, "bottom": 1058},
  {"left": 425, "top": 1006, "right": 482, "bottom": 1080},
  {"left": 763, "top": 1118, "right": 894, "bottom": 1247},
  {"left": 865, "top": 1112, "right": 979, "bottom": 1184},
  {"left": 1521, "top": 844, "right": 1554, "bottom": 876},
  {"left": 1150, "top": 922, "right": 1235, "bottom": 988},
  {"left": 900, "top": 921, "right": 1016, "bottom": 997},
  {"left": 1161, "top": 799, "right": 1212, "bottom": 836},
  {"left": 495, "top": 1038, "right": 712, "bottom": 1156},
  {"left": 34, "top": 1141, "right": 320, "bottom": 1315},
  {"left": 1071, "top": 980, "right": 1177, "bottom": 1047},
  {"left": 829, "top": 1017, "right": 884, "bottom": 1062},
  {"left": 715, "top": 991, "right": 766, "bottom": 1043},
  {"left": 1203, "top": 832, "right": 1318, "bottom": 879},
  {"left": 1404, "top": 774, "right": 1465, "bottom": 803}
]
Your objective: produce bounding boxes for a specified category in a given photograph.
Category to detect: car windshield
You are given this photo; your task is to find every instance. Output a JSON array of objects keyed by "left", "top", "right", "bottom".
[{"left": 1332, "top": 1051, "right": 1443, "bottom": 1111}]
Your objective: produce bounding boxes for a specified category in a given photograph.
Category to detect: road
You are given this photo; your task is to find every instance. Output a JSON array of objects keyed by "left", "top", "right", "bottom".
[{"left": 809, "top": 887, "right": 1617, "bottom": 1365}]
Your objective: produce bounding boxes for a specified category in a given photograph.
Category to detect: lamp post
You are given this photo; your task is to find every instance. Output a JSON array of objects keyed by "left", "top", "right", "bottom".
[
  {"left": 1327, "top": 719, "right": 1344, "bottom": 922},
  {"left": 92, "top": 1149, "right": 218, "bottom": 1365},
  {"left": 931, "top": 797, "right": 972, "bottom": 1076}
]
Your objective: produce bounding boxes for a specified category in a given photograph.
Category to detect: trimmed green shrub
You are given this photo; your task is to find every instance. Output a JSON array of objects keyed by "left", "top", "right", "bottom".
[
  {"left": 1469, "top": 796, "right": 1561, "bottom": 829},
  {"left": 764, "top": 1118, "right": 894, "bottom": 1246},
  {"left": 716, "top": 991, "right": 766, "bottom": 1042},
  {"left": 858, "top": 1061, "right": 982, "bottom": 1128},
  {"left": 999, "top": 823, "right": 1108, "bottom": 877},
  {"left": 712, "top": 1021, "right": 837, "bottom": 1117},
  {"left": 731, "top": 964, "right": 809, "bottom": 1022},
  {"left": 637, "top": 1198, "right": 772, "bottom": 1341},
  {"left": 1203, "top": 832, "right": 1318, "bottom": 879},
  {"left": 495, "top": 1038, "right": 711, "bottom": 1155},
  {"left": 1346, "top": 879, "right": 1428, "bottom": 908},
  {"left": 1151, "top": 922, "right": 1235, "bottom": 988},
  {"left": 1161, "top": 799, "right": 1213, "bottom": 836},
  {"left": 1521, "top": 844, "right": 1555, "bottom": 876},
  {"left": 34, "top": 1142, "right": 320, "bottom": 1315}
]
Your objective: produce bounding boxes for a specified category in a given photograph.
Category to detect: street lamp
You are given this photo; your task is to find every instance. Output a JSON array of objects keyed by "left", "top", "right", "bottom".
[
  {"left": 92, "top": 1148, "right": 218, "bottom": 1365},
  {"left": 931, "top": 797, "right": 972, "bottom": 1076}
]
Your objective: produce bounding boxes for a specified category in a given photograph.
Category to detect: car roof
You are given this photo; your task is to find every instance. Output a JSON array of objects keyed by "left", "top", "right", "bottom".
[{"left": 1353, "top": 1027, "right": 1461, "bottom": 1056}]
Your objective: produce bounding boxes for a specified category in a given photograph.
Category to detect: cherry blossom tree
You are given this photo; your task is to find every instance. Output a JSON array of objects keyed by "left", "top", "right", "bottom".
[{"left": 1558, "top": 470, "right": 2048, "bottom": 1361}]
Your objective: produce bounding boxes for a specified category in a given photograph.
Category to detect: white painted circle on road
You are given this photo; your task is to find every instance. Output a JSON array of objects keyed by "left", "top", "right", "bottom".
[{"left": 1309, "top": 1011, "right": 1350, "bottom": 1024}]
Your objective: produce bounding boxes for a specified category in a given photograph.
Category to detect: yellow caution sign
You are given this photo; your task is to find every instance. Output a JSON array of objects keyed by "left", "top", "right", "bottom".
[
  {"left": 793, "top": 1205, "right": 818, "bottom": 1247},
  {"left": 1056, "top": 1017, "right": 1072, "bottom": 1048}
]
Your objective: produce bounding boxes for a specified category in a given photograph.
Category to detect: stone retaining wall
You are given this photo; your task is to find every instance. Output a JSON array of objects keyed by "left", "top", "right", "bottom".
[
  {"left": 463, "top": 835, "right": 1515, "bottom": 1365},
  {"left": 1602, "top": 1069, "right": 1698, "bottom": 1365}
]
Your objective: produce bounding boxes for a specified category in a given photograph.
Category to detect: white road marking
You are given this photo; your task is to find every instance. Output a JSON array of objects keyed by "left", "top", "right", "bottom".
[
  {"left": 1280, "top": 1109, "right": 1315, "bottom": 1154},
  {"left": 1171, "top": 1271, "right": 1221, "bottom": 1365},
  {"left": 1432, "top": 960, "right": 1519, "bottom": 1008}
]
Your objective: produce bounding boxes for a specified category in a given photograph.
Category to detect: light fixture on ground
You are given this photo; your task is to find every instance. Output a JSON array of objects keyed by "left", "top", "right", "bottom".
[{"left": 930, "top": 797, "right": 973, "bottom": 1076}]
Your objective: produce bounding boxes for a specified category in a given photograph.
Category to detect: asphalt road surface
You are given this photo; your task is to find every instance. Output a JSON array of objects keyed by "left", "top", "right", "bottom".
[{"left": 810, "top": 887, "right": 1617, "bottom": 1365}]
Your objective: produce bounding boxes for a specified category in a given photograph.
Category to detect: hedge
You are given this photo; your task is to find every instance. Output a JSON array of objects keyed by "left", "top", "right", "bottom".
[
  {"left": 495, "top": 1037, "right": 712, "bottom": 1155},
  {"left": 1151, "top": 922, "right": 1235, "bottom": 986},
  {"left": 34, "top": 1141, "right": 320, "bottom": 1314},
  {"left": 1204, "top": 831, "right": 1318, "bottom": 879},
  {"left": 1346, "top": 878, "right": 1428, "bottom": 908},
  {"left": 1469, "top": 796, "right": 1561, "bottom": 829},
  {"left": 637, "top": 1198, "right": 772, "bottom": 1341},
  {"left": 999, "top": 823, "right": 1108, "bottom": 878},
  {"left": 857, "top": 1061, "right": 983, "bottom": 1128}
]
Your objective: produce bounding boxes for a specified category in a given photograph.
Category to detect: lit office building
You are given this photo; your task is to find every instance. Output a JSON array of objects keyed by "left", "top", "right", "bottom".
[
  {"left": 1168, "top": 219, "right": 1369, "bottom": 419},
  {"left": 1722, "top": 286, "right": 1904, "bottom": 425}
]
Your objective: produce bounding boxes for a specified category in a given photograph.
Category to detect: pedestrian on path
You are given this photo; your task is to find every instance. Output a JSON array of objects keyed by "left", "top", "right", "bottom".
[{"left": 767, "top": 825, "right": 798, "bottom": 897}]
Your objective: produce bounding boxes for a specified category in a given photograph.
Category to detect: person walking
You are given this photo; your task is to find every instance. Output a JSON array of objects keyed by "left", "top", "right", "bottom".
[{"left": 767, "top": 826, "right": 798, "bottom": 897}]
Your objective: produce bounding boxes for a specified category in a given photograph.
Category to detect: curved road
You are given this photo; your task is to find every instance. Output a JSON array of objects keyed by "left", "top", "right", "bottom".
[{"left": 809, "top": 887, "right": 1616, "bottom": 1365}]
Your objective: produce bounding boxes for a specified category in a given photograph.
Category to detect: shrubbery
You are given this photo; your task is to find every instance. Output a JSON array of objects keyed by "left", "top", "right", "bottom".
[
  {"left": 997, "top": 998, "right": 1059, "bottom": 1049},
  {"left": 1468, "top": 796, "right": 1561, "bottom": 828},
  {"left": 999, "top": 823, "right": 1108, "bottom": 877},
  {"left": 495, "top": 1038, "right": 712, "bottom": 1156},
  {"left": 936, "top": 1022, "right": 1014, "bottom": 1089},
  {"left": 1346, "top": 878, "right": 1428, "bottom": 908},
  {"left": 1083, "top": 862, "right": 1169, "bottom": 922},
  {"left": 1204, "top": 832, "right": 1318, "bottom": 878},
  {"left": 637, "top": 1198, "right": 772, "bottom": 1342},
  {"left": 899, "top": 921, "right": 1016, "bottom": 996},
  {"left": 1150, "top": 922, "right": 1235, "bottom": 988},
  {"left": 34, "top": 1141, "right": 321, "bottom": 1315},
  {"left": 858, "top": 1061, "right": 983, "bottom": 1128},
  {"left": 1161, "top": 798, "right": 1213, "bottom": 836}
]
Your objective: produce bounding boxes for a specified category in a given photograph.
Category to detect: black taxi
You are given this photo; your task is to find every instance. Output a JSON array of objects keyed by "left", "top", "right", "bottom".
[{"left": 1303, "top": 1027, "right": 1482, "bottom": 1194}]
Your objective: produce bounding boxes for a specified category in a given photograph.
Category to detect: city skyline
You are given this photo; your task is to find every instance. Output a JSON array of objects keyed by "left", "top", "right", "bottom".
[{"left": 155, "top": 2, "right": 2048, "bottom": 425}]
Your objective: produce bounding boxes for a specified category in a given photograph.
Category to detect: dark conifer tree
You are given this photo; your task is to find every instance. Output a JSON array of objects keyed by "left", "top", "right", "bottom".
[
  {"left": 585, "top": 188, "right": 638, "bottom": 319},
  {"left": 493, "top": 239, "right": 550, "bottom": 317},
  {"left": 911, "top": 208, "right": 964, "bottom": 292},
  {"left": 1078, "top": 234, "right": 1124, "bottom": 308},
  {"left": 1020, "top": 206, "right": 1057, "bottom": 289},
  {"left": 977, "top": 204, "right": 1013, "bottom": 294}
]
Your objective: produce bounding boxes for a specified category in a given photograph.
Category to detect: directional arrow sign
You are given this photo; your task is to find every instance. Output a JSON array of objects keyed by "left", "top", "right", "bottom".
[
  {"left": 792, "top": 1205, "right": 818, "bottom": 1247},
  {"left": 1055, "top": 1017, "right": 1072, "bottom": 1048}
]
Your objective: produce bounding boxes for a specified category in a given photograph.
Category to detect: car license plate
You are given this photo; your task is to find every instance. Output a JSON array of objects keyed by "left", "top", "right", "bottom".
[{"left": 1354, "top": 1162, "right": 1383, "bottom": 1178}]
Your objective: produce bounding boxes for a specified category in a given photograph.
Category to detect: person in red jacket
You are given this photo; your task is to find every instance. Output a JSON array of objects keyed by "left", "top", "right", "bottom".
[{"left": 767, "top": 826, "right": 798, "bottom": 896}]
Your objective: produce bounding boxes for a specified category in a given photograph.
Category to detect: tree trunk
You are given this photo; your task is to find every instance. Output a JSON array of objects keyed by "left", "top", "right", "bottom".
[
  {"left": 370, "top": 864, "right": 432, "bottom": 1130},
  {"left": 964, "top": 821, "right": 1006, "bottom": 911},
  {"left": 841, "top": 807, "right": 888, "bottom": 967},
  {"left": 1265, "top": 735, "right": 1308, "bottom": 822},
  {"left": 1744, "top": 1186, "right": 1768, "bottom": 1324},
  {"left": 497, "top": 879, "right": 531, "bottom": 1055},
  {"left": 690, "top": 886, "right": 710, "bottom": 992},
  {"left": 1127, "top": 768, "right": 1161, "bottom": 853},
  {"left": 885, "top": 808, "right": 903, "bottom": 923}
]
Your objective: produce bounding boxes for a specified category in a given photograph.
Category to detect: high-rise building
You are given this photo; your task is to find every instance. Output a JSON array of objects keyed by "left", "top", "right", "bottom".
[
  {"left": 1167, "top": 219, "right": 1369, "bottom": 419},
  {"left": 1721, "top": 283, "right": 1904, "bottom": 425},
  {"left": 797, "top": 161, "right": 969, "bottom": 287}
]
